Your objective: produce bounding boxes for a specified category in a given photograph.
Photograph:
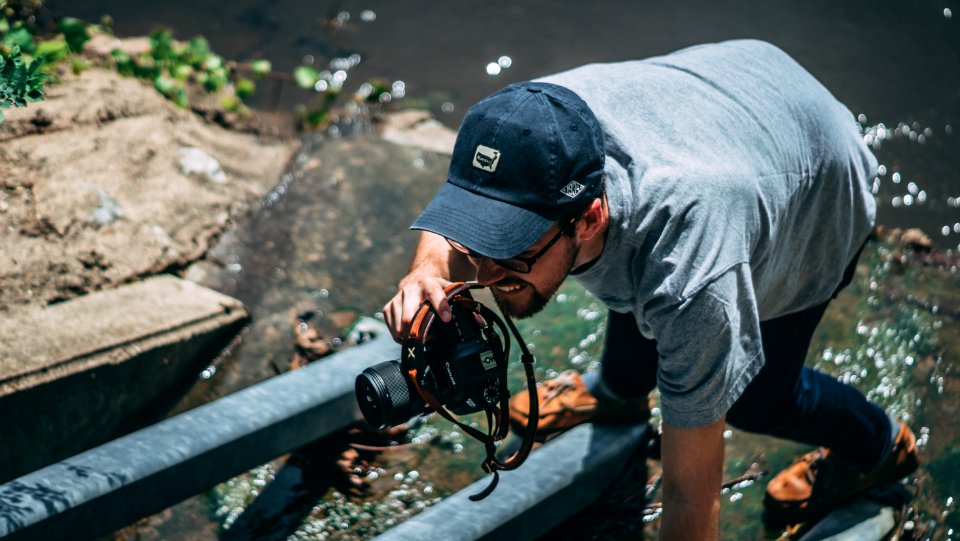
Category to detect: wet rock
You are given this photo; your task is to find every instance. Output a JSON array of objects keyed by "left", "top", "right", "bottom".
[
  {"left": 881, "top": 226, "right": 933, "bottom": 253},
  {"left": 290, "top": 309, "right": 344, "bottom": 368},
  {"left": 900, "top": 228, "right": 933, "bottom": 252}
]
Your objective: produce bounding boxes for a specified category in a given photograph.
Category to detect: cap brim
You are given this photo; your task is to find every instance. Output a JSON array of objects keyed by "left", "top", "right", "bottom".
[{"left": 411, "top": 181, "right": 554, "bottom": 259}]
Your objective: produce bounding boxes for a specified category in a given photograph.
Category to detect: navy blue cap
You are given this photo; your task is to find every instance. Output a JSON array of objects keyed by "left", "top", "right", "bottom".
[{"left": 411, "top": 82, "right": 605, "bottom": 259}]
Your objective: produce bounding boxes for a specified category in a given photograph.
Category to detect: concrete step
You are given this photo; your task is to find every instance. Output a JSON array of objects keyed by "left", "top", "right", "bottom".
[{"left": 0, "top": 275, "right": 249, "bottom": 482}]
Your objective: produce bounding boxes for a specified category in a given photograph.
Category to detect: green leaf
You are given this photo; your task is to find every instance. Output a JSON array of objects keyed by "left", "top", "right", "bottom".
[
  {"left": 235, "top": 77, "right": 254, "bottom": 99},
  {"left": 201, "top": 65, "right": 227, "bottom": 91},
  {"left": 0, "top": 44, "right": 45, "bottom": 112},
  {"left": 153, "top": 74, "right": 176, "bottom": 95},
  {"left": 293, "top": 65, "right": 320, "bottom": 89},
  {"left": 24, "top": 86, "right": 42, "bottom": 102},
  {"left": 202, "top": 53, "right": 222, "bottom": 71},
  {"left": 70, "top": 57, "right": 90, "bottom": 75},
  {"left": 3, "top": 27, "right": 35, "bottom": 55},
  {"left": 60, "top": 17, "right": 90, "bottom": 53},
  {"left": 149, "top": 30, "right": 175, "bottom": 61},
  {"left": 132, "top": 53, "right": 158, "bottom": 79},
  {"left": 171, "top": 87, "right": 188, "bottom": 108},
  {"left": 172, "top": 63, "right": 193, "bottom": 81},
  {"left": 185, "top": 36, "right": 209, "bottom": 65},
  {"left": 250, "top": 59, "right": 271, "bottom": 78},
  {"left": 35, "top": 38, "right": 69, "bottom": 63},
  {"left": 219, "top": 95, "right": 238, "bottom": 111},
  {"left": 111, "top": 49, "right": 134, "bottom": 75}
]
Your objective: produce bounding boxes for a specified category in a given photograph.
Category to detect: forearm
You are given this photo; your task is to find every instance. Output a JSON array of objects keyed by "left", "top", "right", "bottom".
[
  {"left": 659, "top": 491, "right": 720, "bottom": 540},
  {"left": 407, "top": 231, "right": 474, "bottom": 282},
  {"left": 659, "top": 418, "right": 725, "bottom": 541}
]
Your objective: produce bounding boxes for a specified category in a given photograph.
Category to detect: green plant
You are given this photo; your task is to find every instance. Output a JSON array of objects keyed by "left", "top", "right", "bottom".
[
  {"left": 0, "top": 8, "right": 89, "bottom": 74},
  {"left": 110, "top": 30, "right": 259, "bottom": 110},
  {"left": 0, "top": 43, "right": 45, "bottom": 123},
  {"left": 59, "top": 17, "right": 89, "bottom": 53},
  {"left": 293, "top": 68, "right": 396, "bottom": 129}
]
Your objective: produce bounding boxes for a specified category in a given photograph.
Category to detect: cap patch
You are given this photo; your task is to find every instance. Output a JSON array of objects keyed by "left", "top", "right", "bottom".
[
  {"left": 561, "top": 180, "right": 585, "bottom": 198},
  {"left": 472, "top": 145, "right": 501, "bottom": 173}
]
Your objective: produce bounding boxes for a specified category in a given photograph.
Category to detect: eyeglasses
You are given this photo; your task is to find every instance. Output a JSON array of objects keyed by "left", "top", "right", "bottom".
[{"left": 446, "top": 217, "right": 576, "bottom": 274}]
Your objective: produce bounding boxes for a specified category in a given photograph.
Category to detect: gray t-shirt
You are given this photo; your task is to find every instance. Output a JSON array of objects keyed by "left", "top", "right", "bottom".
[{"left": 538, "top": 40, "right": 877, "bottom": 428}]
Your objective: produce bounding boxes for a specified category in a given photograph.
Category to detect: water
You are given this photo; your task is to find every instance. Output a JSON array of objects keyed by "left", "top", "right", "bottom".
[
  {"left": 40, "top": 0, "right": 956, "bottom": 538},
  {"left": 49, "top": 0, "right": 960, "bottom": 249},
  {"left": 197, "top": 243, "right": 960, "bottom": 540}
]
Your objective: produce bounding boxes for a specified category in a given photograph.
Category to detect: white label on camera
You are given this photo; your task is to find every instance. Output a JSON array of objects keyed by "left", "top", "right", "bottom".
[{"left": 481, "top": 350, "right": 497, "bottom": 370}]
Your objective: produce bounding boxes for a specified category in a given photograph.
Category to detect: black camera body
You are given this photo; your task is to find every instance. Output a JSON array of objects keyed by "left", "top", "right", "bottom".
[{"left": 356, "top": 298, "right": 507, "bottom": 430}]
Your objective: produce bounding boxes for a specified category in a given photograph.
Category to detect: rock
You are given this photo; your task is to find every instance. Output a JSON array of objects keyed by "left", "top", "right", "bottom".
[
  {"left": 0, "top": 65, "right": 299, "bottom": 311},
  {"left": 87, "top": 188, "right": 124, "bottom": 225},
  {"left": 378, "top": 109, "right": 457, "bottom": 155},
  {"left": 900, "top": 228, "right": 932, "bottom": 252},
  {"left": 178, "top": 146, "right": 229, "bottom": 183}
]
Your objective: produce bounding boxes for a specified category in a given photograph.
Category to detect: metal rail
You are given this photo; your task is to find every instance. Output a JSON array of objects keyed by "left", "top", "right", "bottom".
[
  {"left": 0, "top": 316, "right": 654, "bottom": 541},
  {"left": 0, "top": 319, "right": 395, "bottom": 541},
  {"left": 373, "top": 423, "right": 653, "bottom": 541}
]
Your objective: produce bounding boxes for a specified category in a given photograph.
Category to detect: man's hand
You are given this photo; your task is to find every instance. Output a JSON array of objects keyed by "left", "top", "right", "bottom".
[
  {"left": 659, "top": 416, "right": 726, "bottom": 541},
  {"left": 384, "top": 272, "right": 454, "bottom": 341},
  {"left": 383, "top": 231, "right": 474, "bottom": 342}
]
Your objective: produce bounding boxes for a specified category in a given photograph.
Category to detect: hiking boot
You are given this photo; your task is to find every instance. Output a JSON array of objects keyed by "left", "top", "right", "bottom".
[
  {"left": 508, "top": 370, "right": 652, "bottom": 442},
  {"left": 763, "top": 421, "right": 920, "bottom": 529}
]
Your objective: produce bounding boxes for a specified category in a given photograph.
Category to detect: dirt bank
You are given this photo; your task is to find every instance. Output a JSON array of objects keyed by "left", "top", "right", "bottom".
[{"left": 0, "top": 43, "right": 300, "bottom": 312}]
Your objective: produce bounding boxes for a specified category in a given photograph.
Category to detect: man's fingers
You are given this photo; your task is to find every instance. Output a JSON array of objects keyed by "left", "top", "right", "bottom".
[
  {"left": 429, "top": 290, "right": 452, "bottom": 322},
  {"left": 385, "top": 276, "right": 455, "bottom": 343},
  {"left": 383, "top": 298, "right": 402, "bottom": 342}
]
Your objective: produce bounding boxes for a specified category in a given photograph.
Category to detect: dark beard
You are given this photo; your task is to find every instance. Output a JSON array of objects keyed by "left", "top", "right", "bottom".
[
  {"left": 492, "top": 242, "right": 579, "bottom": 319},
  {"left": 493, "top": 287, "right": 552, "bottom": 319}
]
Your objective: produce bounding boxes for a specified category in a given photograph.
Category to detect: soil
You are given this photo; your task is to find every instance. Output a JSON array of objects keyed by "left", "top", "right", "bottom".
[{"left": 0, "top": 35, "right": 300, "bottom": 312}]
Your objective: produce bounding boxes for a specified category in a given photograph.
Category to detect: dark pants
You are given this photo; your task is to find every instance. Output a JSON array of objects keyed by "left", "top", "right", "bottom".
[{"left": 599, "top": 245, "right": 893, "bottom": 465}]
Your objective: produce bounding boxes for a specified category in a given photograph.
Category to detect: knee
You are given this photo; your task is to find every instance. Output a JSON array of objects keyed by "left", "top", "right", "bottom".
[
  {"left": 726, "top": 399, "right": 798, "bottom": 434},
  {"left": 725, "top": 368, "right": 820, "bottom": 435}
]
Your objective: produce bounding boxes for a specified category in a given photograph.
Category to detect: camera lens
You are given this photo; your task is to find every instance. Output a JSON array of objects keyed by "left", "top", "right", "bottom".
[{"left": 355, "top": 360, "right": 425, "bottom": 429}]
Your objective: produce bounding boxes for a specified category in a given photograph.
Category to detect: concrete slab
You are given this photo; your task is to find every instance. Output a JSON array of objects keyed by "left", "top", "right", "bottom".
[{"left": 0, "top": 276, "right": 249, "bottom": 482}]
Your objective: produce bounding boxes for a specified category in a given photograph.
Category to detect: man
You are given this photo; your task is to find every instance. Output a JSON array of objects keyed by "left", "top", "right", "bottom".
[{"left": 383, "top": 40, "right": 918, "bottom": 539}]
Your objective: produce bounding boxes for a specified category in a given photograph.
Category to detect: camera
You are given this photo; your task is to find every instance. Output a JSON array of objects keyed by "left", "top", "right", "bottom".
[{"left": 356, "top": 296, "right": 507, "bottom": 430}]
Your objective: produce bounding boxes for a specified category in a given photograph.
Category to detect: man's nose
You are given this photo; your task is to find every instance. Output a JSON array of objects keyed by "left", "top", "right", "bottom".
[{"left": 475, "top": 257, "right": 507, "bottom": 285}]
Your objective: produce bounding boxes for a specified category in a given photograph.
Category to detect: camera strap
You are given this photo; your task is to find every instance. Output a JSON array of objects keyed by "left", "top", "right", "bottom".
[{"left": 401, "top": 281, "right": 540, "bottom": 501}]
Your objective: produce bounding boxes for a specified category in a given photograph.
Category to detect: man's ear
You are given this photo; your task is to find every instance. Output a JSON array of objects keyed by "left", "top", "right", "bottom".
[{"left": 576, "top": 197, "right": 606, "bottom": 242}]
